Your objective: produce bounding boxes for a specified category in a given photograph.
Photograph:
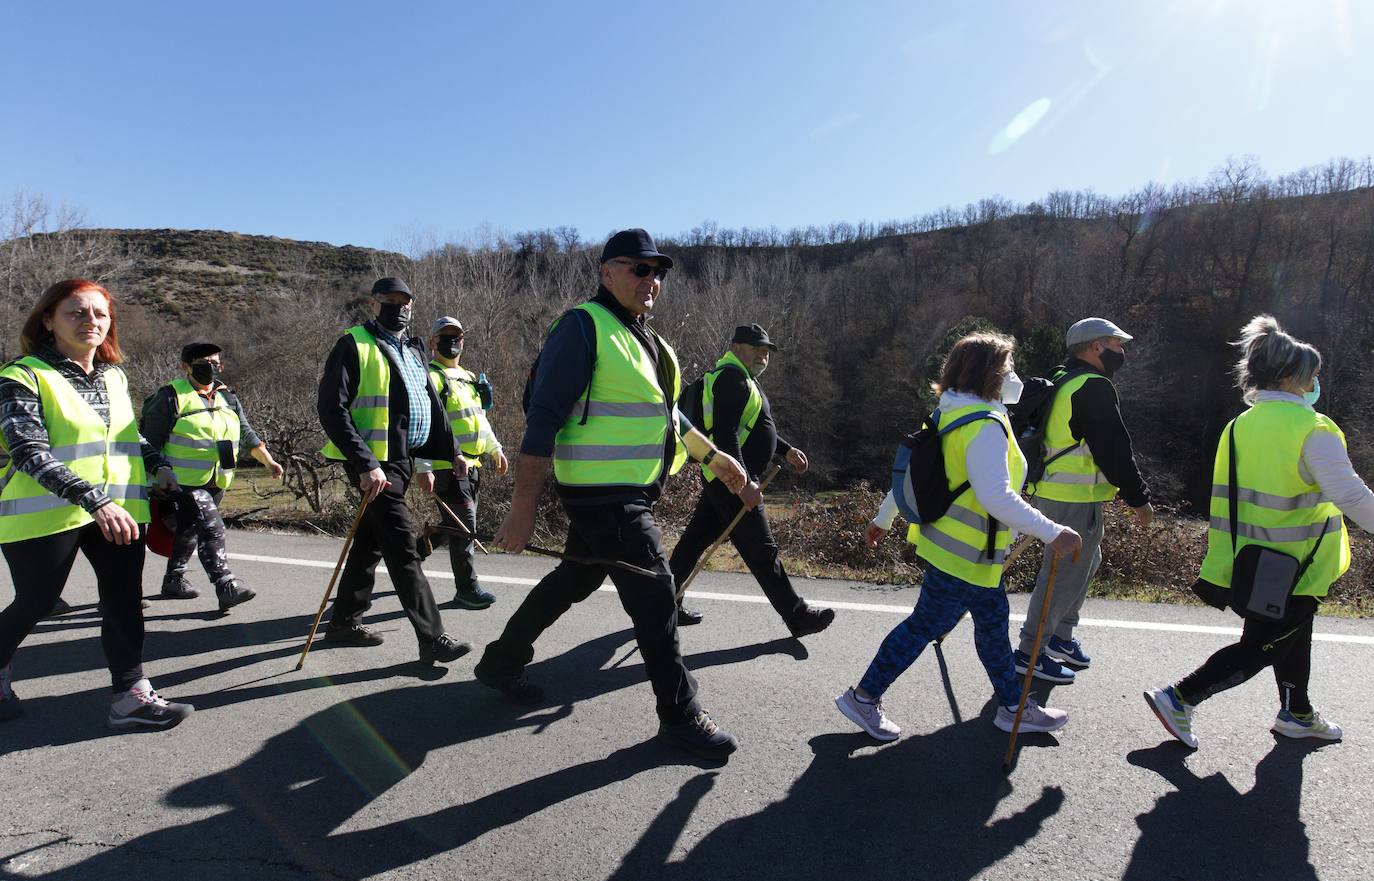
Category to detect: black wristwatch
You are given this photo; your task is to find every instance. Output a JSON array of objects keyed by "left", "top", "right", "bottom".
[{"left": 701, "top": 448, "right": 718, "bottom": 467}]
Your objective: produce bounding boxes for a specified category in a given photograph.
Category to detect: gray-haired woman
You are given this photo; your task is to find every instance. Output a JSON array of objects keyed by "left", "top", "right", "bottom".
[{"left": 1146, "top": 315, "right": 1374, "bottom": 749}]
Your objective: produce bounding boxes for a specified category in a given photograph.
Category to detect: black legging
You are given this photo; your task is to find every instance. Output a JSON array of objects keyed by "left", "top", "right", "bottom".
[
  {"left": 0, "top": 521, "right": 147, "bottom": 692},
  {"left": 1176, "top": 595, "right": 1318, "bottom": 714}
]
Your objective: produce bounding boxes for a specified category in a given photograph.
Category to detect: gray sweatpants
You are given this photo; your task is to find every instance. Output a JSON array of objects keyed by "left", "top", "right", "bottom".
[{"left": 1017, "top": 497, "right": 1104, "bottom": 655}]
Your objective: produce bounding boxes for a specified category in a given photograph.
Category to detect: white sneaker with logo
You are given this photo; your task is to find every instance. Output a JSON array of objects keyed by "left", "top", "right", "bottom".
[
  {"left": 995, "top": 697, "right": 1068, "bottom": 733},
  {"left": 1272, "top": 710, "right": 1342, "bottom": 741},
  {"left": 108, "top": 679, "right": 194, "bottom": 731},
  {"left": 835, "top": 687, "right": 901, "bottom": 741}
]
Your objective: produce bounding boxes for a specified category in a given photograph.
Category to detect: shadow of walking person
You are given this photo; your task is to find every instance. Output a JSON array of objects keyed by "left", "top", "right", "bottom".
[
  {"left": 1123, "top": 740, "right": 1329, "bottom": 881},
  {"left": 611, "top": 706, "right": 1066, "bottom": 881}
]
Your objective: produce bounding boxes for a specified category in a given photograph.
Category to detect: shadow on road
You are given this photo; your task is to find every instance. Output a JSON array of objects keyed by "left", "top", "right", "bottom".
[{"left": 1123, "top": 739, "right": 1328, "bottom": 880}]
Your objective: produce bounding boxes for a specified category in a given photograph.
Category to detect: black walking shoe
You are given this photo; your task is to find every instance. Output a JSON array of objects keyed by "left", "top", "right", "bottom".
[
  {"left": 419, "top": 633, "right": 473, "bottom": 665},
  {"left": 473, "top": 660, "right": 545, "bottom": 704},
  {"left": 216, "top": 579, "right": 256, "bottom": 612},
  {"left": 676, "top": 604, "right": 704, "bottom": 626},
  {"left": 0, "top": 664, "right": 21, "bottom": 722},
  {"left": 47, "top": 596, "right": 73, "bottom": 617},
  {"left": 788, "top": 604, "right": 835, "bottom": 638},
  {"left": 452, "top": 585, "right": 496, "bottom": 610},
  {"left": 323, "top": 623, "right": 385, "bottom": 647},
  {"left": 160, "top": 576, "right": 200, "bottom": 600},
  {"left": 657, "top": 710, "right": 738, "bottom": 760}
]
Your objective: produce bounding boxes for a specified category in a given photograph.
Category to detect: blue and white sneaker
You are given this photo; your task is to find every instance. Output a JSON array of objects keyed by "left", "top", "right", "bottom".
[
  {"left": 1145, "top": 685, "right": 1198, "bottom": 749},
  {"left": 1045, "top": 635, "right": 1091, "bottom": 669},
  {"left": 1013, "top": 649, "right": 1076, "bottom": 684},
  {"left": 1272, "top": 709, "right": 1342, "bottom": 741}
]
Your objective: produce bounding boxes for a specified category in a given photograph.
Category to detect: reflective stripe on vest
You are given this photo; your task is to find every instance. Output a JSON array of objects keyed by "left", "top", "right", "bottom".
[
  {"left": 427, "top": 362, "right": 499, "bottom": 471},
  {"left": 700, "top": 351, "right": 763, "bottom": 482},
  {"left": 906, "top": 405, "right": 1023, "bottom": 588},
  {"left": 322, "top": 326, "right": 390, "bottom": 462},
  {"left": 0, "top": 358, "right": 149, "bottom": 543},
  {"left": 1199, "top": 401, "right": 1351, "bottom": 597},
  {"left": 552, "top": 302, "right": 687, "bottom": 487},
  {"left": 161, "top": 377, "right": 240, "bottom": 490},
  {"left": 1036, "top": 370, "right": 1119, "bottom": 502}
]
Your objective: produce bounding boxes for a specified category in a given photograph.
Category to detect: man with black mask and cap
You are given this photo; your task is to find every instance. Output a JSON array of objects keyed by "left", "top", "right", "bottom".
[
  {"left": 316, "top": 277, "right": 471, "bottom": 666},
  {"left": 141, "top": 341, "right": 283, "bottom": 610},
  {"left": 1013, "top": 317, "right": 1153, "bottom": 687}
]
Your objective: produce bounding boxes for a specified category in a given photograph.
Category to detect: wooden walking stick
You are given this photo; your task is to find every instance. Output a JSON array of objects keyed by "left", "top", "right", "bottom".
[
  {"left": 295, "top": 494, "right": 371, "bottom": 671},
  {"left": 1003, "top": 549, "right": 1075, "bottom": 772},
  {"left": 675, "top": 463, "right": 783, "bottom": 602},
  {"left": 433, "top": 494, "right": 488, "bottom": 555}
]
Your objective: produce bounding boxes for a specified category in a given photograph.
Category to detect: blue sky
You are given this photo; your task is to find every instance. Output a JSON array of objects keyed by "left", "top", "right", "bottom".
[{"left": 3, "top": 1, "right": 1368, "bottom": 251}]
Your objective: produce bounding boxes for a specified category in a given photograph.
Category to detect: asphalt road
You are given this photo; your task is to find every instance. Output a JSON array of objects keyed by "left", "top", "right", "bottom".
[{"left": 2, "top": 528, "right": 1372, "bottom": 881}]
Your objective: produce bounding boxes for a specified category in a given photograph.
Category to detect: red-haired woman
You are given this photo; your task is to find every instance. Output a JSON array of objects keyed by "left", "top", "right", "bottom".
[{"left": 0, "top": 279, "right": 193, "bottom": 729}]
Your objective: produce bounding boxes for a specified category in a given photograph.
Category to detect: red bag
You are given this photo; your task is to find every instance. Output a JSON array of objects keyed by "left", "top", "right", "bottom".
[{"left": 145, "top": 496, "right": 178, "bottom": 557}]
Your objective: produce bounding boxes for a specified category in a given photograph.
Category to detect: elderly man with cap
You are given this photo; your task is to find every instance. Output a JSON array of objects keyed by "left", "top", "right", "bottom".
[
  {"left": 415, "top": 315, "right": 508, "bottom": 610},
  {"left": 1014, "top": 317, "right": 1153, "bottom": 685},
  {"left": 316, "top": 277, "right": 471, "bottom": 665},
  {"left": 479, "top": 229, "right": 751, "bottom": 761},
  {"left": 139, "top": 341, "right": 283, "bottom": 610},
  {"left": 670, "top": 323, "right": 835, "bottom": 636}
]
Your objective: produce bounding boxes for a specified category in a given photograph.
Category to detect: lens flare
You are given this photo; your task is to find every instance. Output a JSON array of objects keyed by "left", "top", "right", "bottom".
[{"left": 988, "top": 98, "right": 1052, "bottom": 155}]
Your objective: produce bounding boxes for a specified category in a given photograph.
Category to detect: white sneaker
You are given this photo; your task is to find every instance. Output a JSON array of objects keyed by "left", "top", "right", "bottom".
[
  {"left": 1272, "top": 710, "right": 1342, "bottom": 741},
  {"left": 108, "top": 678, "right": 194, "bottom": 731},
  {"left": 1145, "top": 686, "right": 1199, "bottom": 749},
  {"left": 995, "top": 697, "right": 1068, "bottom": 733},
  {"left": 835, "top": 687, "right": 901, "bottom": 741}
]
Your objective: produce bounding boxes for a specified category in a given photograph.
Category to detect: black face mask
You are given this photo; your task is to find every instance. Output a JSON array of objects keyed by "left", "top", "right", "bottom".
[
  {"left": 436, "top": 337, "right": 463, "bottom": 359},
  {"left": 190, "top": 362, "right": 220, "bottom": 386},
  {"left": 1098, "top": 347, "right": 1125, "bottom": 377},
  {"left": 376, "top": 302, "right": 411, "bottom": 333}
]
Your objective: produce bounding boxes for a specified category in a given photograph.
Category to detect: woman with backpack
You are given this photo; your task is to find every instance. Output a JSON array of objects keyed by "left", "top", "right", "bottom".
[
  {"left": 835, "top": 331, "right": 1082, "bottom": 741},
  {"left": 1145, "top": 315, "right": 1371, "bottom": 749}
]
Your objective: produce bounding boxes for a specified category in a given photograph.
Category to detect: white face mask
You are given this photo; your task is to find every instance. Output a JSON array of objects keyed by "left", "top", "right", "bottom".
[{"left": 1000, "top": 371, "right": 1024, "bottom": 404}]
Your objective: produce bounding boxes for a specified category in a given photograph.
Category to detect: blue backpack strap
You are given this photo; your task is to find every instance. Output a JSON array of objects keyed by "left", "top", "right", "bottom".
[{"left": 936, "top": 409, "right": 1008, "bottom": 438}]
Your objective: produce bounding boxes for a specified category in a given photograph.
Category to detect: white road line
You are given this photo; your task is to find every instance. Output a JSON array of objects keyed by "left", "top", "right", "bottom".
[{"left": 227, "top": 552, "right": 1374, "bottom": 647}]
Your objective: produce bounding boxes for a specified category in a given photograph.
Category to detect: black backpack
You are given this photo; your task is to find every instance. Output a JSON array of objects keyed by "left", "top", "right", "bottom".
[
  {"left": 1007, "top": 367, "right": 1090, "bottom": 486},
  {"left": 521, "top": 309, "right": 596, "bottom": 420}
]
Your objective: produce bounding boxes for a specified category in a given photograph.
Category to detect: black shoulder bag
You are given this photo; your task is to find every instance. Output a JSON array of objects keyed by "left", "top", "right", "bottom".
[{"left": 1226, "top": 419, "right": 1331, "bottom": 622}]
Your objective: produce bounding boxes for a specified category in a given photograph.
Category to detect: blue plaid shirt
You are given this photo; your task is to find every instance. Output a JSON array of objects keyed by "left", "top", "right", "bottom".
[{"left": 372, "top": 324, "right": 431, "bottom": 449}]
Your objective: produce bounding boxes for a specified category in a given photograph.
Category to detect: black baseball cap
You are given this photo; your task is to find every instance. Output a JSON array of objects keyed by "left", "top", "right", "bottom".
[
  {"left": 180, "top": 341, "right": 222, "bottom": 363},
  {"left": 732, "top": 324, "right": 777, "bottom": 351},
  {"left": 600, "top": 228, "right": 674, "bottom": 269},
  {"left": 371, "top": 277, "right": 414, "bottom": 299}
]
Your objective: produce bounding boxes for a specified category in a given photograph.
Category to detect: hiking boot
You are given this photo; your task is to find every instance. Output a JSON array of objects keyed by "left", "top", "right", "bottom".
[
  {"left": 676, "top": 605, "right": 704, "bottom": 627},
  {"left": 1013, "top": 649, "right": 1076, "bottom": 685},
  {"left": 995, "top": 697, "right": 1068, "bottom": 733},
  {"left": 835, "top": 687, "right": 901, "bottom": 741},
  {"left": 160, "top": 576, "right": 199, "bottom": 600},
  {"left": 215, "top": 579, "right": 256, "bottom": 612},
  {"left": 788, "top": 605, "right": 836, "bottom": 638},
  {"left": 0, "top": 664, "right": 20, "bottom": 722},
  {"left": 108, "top": 679, "right": 194, "bottom": 731},
  {"left": 1045, "top": 635, "right": 1091, "bottom": 669},
  {"left": 473, "top": 660, "right": 544, "bottom": 704},
  {"left": 419, "top": 633, "right": 473, "bottom": 665},
  {"left": 452, "top": 584, "right": 496, "bottom": 610},
  {"left": 1272, "top": 709, "right": 1343, "bottom": 741},
  {"left": 1145, "top": 685, "right": 1199, "bottom": 749},
  {"left": 47, "top": 596, "right": 73, "bottom": 617},
  {"left": 657, "top": 709, "right": 738, "bottom": 760},
  {"left": 323, "top": 623, "right": 385, "bottom": 647}
]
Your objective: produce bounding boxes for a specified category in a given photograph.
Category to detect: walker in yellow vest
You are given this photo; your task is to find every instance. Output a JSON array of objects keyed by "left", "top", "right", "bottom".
[
  {"left": 906, "top": 405, "right": 1023, "bottom": 588},
  {"left": 1200, "top": 400, "right": 1350, "bottom": 599},
  {"left": 0, "top": 357, "right": 149, "bottom": 543},
  {"left": 1035, "top": 369, "right": 1119, "bottom": 502},
  {"left": 159, "top": 377, "right": 241, "bottom": 490},
  {"left": 322, "top": 325, "right": 390, "bottom": 463},
  {"left": 698, "top": 350, "right": 762, "bottom": 483},
  {"left": 427, "top": 362, "right": 498, "bottom": 470},
  {"left": 551, "top": 302, "right": 687, "bottom": 487}
]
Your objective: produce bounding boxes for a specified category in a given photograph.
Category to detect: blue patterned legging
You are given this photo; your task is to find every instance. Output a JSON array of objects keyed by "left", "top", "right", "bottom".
[{"left": 859, "top": 564, "right": 1021, "bottom": 707}]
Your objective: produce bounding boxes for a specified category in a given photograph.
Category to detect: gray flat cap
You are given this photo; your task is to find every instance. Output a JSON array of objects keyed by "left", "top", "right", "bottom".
[{"left": 1066, "top": 317, "right": 1132, "bottom": 348}]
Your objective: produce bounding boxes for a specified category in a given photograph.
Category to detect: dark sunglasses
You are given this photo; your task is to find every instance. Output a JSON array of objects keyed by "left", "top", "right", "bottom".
[{"left": 613, "top": 259, "right": 669, "bottom": 280}]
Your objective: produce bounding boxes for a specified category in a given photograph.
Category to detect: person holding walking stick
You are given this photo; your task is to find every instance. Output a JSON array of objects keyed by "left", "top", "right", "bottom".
[
  {"left": 1146, "top": 315, "right": 1371, "bottom": 748},
  {"left": 315, "top": 277, "right": 470, "bottom": 666},
  {"left": 836, "top": 332, "right": 1081, "bottom": 742},
  {"left": 670, "top": 324, "right": 834, "bottom": 637}
]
